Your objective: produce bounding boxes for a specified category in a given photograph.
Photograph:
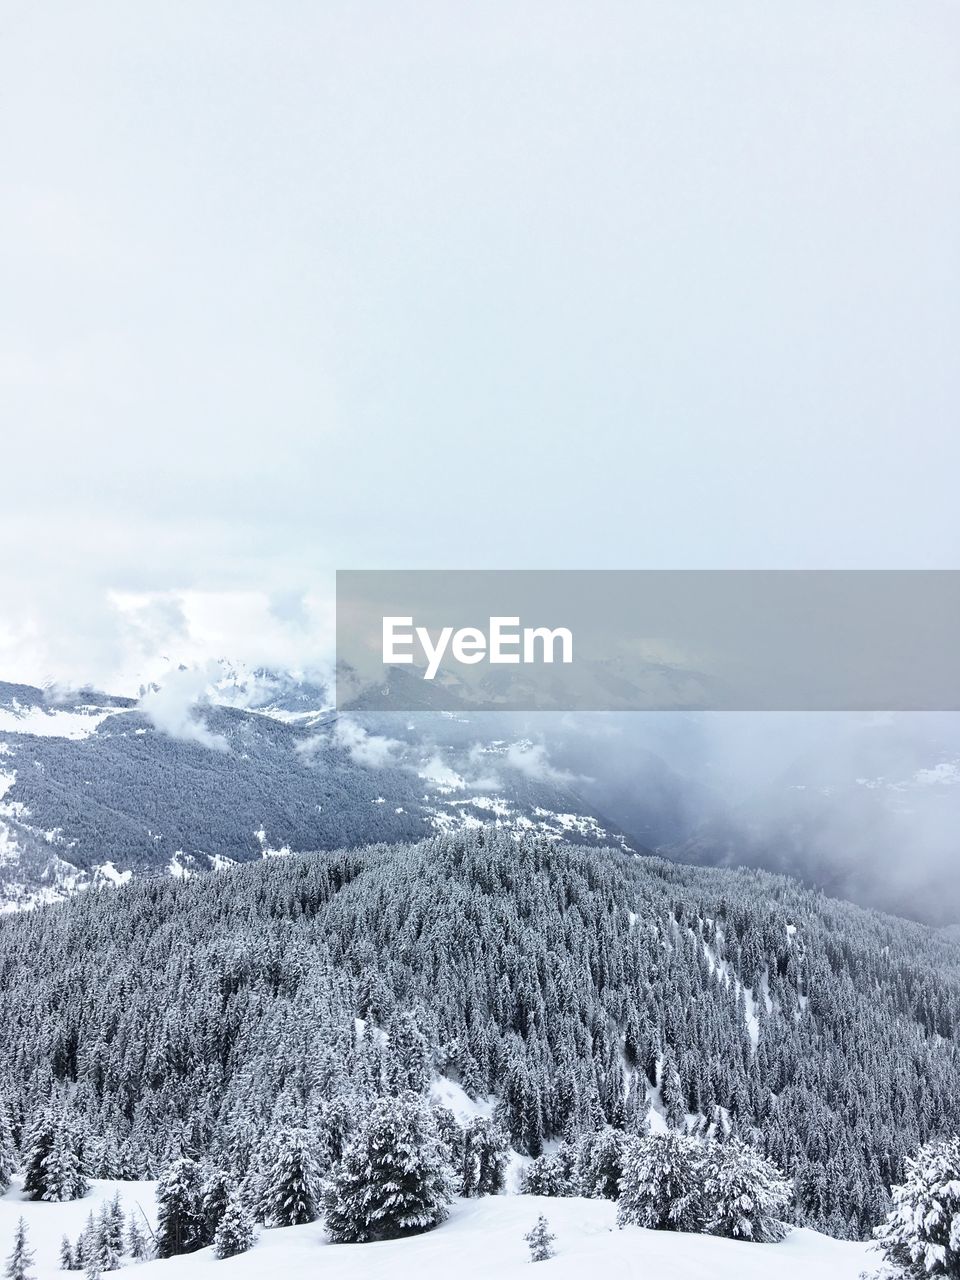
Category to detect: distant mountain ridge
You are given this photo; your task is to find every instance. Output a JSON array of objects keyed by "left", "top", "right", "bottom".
[{"left": 0, "top": 676, "right": 636, "bottom": 911}]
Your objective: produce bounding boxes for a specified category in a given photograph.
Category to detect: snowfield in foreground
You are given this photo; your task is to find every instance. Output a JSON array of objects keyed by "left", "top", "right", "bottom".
[{"left": 0, "top": 1181, "right": 874, "bottom": 1280}]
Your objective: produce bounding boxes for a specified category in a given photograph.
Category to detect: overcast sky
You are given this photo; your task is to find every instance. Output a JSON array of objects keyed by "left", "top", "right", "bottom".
[{"left": 1, "top": 2, "right": 958, "bottom": 690}]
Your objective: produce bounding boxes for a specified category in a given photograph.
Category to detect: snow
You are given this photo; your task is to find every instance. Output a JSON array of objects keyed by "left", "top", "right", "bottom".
[
  {"left": 0, "top": 1177, "right": 157, "bottom": 1275},
  {"left": 428, "top": 1077, "right": 494, "bottom": 1127},
  {"left": 94, "top": 861, "right": 132, "bottom": 887},
  {"left": 0, "top": 1186, "right": 874, "bottom": 1280},
  {"left": 0, "top": 705, "right": 116, "bottom": 740}
]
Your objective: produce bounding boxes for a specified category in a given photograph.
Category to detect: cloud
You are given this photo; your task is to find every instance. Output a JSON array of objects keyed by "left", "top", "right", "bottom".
[
  {"left": 138, "top": 664, "right": 229, "bottom": 752},
  {"left": 327, "top": 717, "right": 403, "bottom": 768},
  {"left": 502, "top": 741, "right": 580, "bottom": 786}
]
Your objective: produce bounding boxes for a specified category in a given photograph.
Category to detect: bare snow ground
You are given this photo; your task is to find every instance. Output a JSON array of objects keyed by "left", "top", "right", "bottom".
[{"left": 0, "top": 1181, "right": 874, "bottom": 1280}]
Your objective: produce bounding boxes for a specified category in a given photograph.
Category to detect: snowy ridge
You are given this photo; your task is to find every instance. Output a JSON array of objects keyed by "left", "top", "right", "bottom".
[{"left": 0, "top": 1180, "right": 873, "bottom": 1280}]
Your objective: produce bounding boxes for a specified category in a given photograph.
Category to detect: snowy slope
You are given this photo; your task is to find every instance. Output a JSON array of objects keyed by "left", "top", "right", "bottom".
[{"left": 0, "top": 1185, "right": 874, "bottom": 1280}]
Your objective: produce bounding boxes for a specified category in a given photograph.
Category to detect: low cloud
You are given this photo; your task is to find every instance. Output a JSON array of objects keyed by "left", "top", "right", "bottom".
[
  {"left": 333, "top": 717, "right": 402, "bottom": 768},
  {"left": 502, "top": 741, "right": 580, "bottom": 786},
  {"left": 138, "top": 664, "right": 229, "bottom": 752}
]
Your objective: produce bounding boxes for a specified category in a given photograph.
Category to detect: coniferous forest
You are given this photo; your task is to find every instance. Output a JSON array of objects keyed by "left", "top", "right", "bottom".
[{"left": 1, "top": 829, "right": 959, "bottom": 1250}]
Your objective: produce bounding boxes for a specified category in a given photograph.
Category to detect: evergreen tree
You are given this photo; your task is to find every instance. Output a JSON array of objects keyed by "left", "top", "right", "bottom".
[
  {"left": 875, "top": 1137, "right": 960, "bottom": 1278},
  {"left": 42, "top": 1127, "right": 88, "bottom": 1203},
  {"left": 4, "top": 1220, "right": 34, "bottom": 1280},
  {"left": 524, "top": 1215, "right": 556, "bottom": 1263},
  {"left": 386, "top": 1010, "right": 431, "bottom": 1095},
  {"left": 576, "top": 1127, "right": 628, "bottom": 1200},
  {"left": 59, "top": 1235, "right": 74, "bottom": 1271},
  {"left": 617, "top": 1132, "right": 706, "bottom": 1232},
  {"left": 461, "top": 1117, "right": 508, "bottom": 1197},
  {"left": 126, "top": 1214, "right": 149, "bottom": 1262},
  {"left": 703, "top": 1137, "right": 792, "bottom": 1242},
  {"left": 201, "top": 1169, "right": 234, "bottom": 1242},
  {"left": 214, "top": 1192, "right": 257, "bottom": 1259},
  {"left": 325, "top": 1092, "right": 452, "bottom": 1243},
  {"left": 260, "top": 1129, "right": 319, "bottom": 1227},
  {"left": 155, "top": 1156, "right": 205, "bottom": 1257},
  {"left": 0, "top": 1103, "right": 16, "bottom": 1194}
]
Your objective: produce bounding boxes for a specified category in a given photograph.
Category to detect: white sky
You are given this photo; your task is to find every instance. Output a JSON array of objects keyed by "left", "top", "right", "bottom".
[{"left": 1, "top": 2, "right": 958, "bottom": 690}]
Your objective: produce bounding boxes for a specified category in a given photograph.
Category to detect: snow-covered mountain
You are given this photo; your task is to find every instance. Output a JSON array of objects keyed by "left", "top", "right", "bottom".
[
  {"left": 3, "top": 673, "right": 959, "bottom": 922},
  {"left": 0, "top": 678, "right": 635, "bottom": 912}
]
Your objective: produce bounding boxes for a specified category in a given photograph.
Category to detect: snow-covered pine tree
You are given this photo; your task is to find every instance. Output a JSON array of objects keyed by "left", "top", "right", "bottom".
[
  {"left": 433, "top": 1106, "right": 464, "bottom": 1176},
  {"left": 520, "top": 1144, "right": 577, "bottom": 1197},
  {"left": 5, "top": 1219, "right": 34, "bottom": 1280},
  {"left": 260, "top": 1128, "right": 320, "bottom": 1227},
  {"left": 461, "top": 1117, "right": 508, "bottom": 1197},
  {"left": 576, "top": 1127, "right": 628, "bottom": 1200},
  {"left": 126, "top": 1213, "right": 149, "bottom": 1262},
  {"left": 59, "top": 1235, "right": 73, "bottom": 1271},
  {"left": 325, "top": 1091, "right": 452, "bottom": 1243},
  {"left": 386, "top": 1009, "right": 431, "bottom": 1095},
  {"left": 703, "top": 1136, "right": 792, "bottom": 1242},
  {"left": 201, "top": 1168, "right": 234, "bottom": 1241},
  {"left": 41, "top": 1126, "right": 88, "bottom": 1203},
  {"left": 0, "top": 1101, "right": 16, "bottom": 1194},
  {"left": 155, "top": 1156, "right": 206, "bottom": 1257},
  {"left": 874, "top": 1136, "right": 960, "bottom": 1278},
  {"left": 20, "top": 1113, "right": 54, "bottom": 1201},
  {"left": 89, "top": 1202, "right": 121, "bottom": 1273},
  {"left": 617, "top": 1132, "right": 707, "bottom": 1232},
  {"left": 214, "top": 1192, "right": 257, "bottom": 1259},
  {"left": 524, "top": 1215, "right": 556, "bottom": 1263}
]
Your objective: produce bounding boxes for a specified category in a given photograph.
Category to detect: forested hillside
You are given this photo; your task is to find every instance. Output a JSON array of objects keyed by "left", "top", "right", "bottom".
[{"left": 1, "top": 830, "right": 958, "bottom": 1240}]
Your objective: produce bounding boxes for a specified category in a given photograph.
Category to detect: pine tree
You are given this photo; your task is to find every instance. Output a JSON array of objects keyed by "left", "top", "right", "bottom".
[
  {"left": 576, "top": 1127, "right": 628, "bottom": 1200},
  {"left": 155, "top": 1156, "right": 205, "bottom": 1257},
  {"left": 5, "top": 1219, "right": 34, "bottom": 1280},
  {"left": 214, "top": 1192, "right": 257, "bottom": 1259},
  {"left": 524, "top": 1215, "right": 556, "bottom": 1263},
  {"left": 126, "top": 1213, "right": 149, "bottom": 1262},
  {"left": 59, "top": 1235, "right": 74, "bottom": 1271},
  {"left": 325, "top": 1092, "right": 452, "bottom": 1243},
  {"left": 386, "top": 1010, "right": 431, "bottom": 1095},
  {"left": 89, "top": 1203, "right": 121, "bottom": 1273},
  {"left": 874, "top": 1137, "right": 960, "bottom": 1278},
  {"left": 703, "top": 1137, "right": 792, "bottom": 1242},
  {"left": 201, "top": 1169, "right": 234, "bottom": 1242},
  {"left": 617, "top": 1132, "right": 707, "bottom": 1232},
  {"left": 0, "top": 1103, "right": 16, "bottom": 1194},
  {"left": 42, "top": 1127, "right": 88, "bottom": 1203},
  {"left": 260, "top": 1129, "right": 320, "bottom": 1226},
  {"left": 461, "top": 1117, "right": 508, "bottom": 1197}
]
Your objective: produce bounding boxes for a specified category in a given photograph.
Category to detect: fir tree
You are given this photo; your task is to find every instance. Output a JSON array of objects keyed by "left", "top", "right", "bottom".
[
  {"left": 874, "top": 1137, "right": 960, "bottom": 1278},
  {"left": 42, "top": 1127, "right": 88, "bottom": 1203},
  {"left": 386, "top": 1010, "right": 431, "bottom": 1095},
  {"left": 126, "top": 1213, "right": 149, "bottom": 1262},
  {"left": 5, "top": 1220, "right": 34, "bottom": 1280},
  {"left": 461, "top": 1117, "right": 508, "bottom": 1197},
  {"left": 576, "top": 1127, "right": 628, "bottom": 1200},
  {"left": 703, "top": 1137, "right": 792, "bottom": 1242},
  {"left": 155, "top": 1156, "right": 206, "bottom": 1257},
  {"left": 524, "top": 1215, "right": 556, "bottom": 1263},
  {"left": 214, "top": 1192, "right": 257, "bottom": 1259},
  {"left": 617, "top": 1132, "right": 707, "bottom": 1232},
  {"left": 325, "top": 1092, "right": 452, "bottom": 1243},
  {"left": 260, "top": 1129, "right": 320, "bottom": 1227},
  {"left": 201, "top": 1169, "right": 234, "bottom": 1242},
  {"left": 59, "top": 1235, "right": 74, "bottom": 1271},
  {"left": 0, "top": 1103, "right": 16, "bottom": 1195}
]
